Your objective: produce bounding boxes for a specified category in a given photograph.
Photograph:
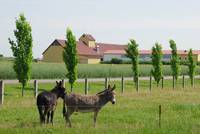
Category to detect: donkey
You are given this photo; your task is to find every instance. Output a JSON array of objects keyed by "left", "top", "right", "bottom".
[
  {"left": 63, "top": 84, "right": 116, "bottom": 127},
  {"left": 37, "top": 81, "right": 66, "bottom": 125}
]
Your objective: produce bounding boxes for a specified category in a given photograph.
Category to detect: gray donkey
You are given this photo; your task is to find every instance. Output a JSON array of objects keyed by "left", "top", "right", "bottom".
[{"left": 63, "top": 84, "right": 116, "bottom": 127}]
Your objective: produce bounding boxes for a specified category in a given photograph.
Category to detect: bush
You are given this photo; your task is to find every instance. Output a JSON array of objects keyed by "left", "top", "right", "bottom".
[{"left": 110, "top": 58, "right": 123, "bottom": 64}]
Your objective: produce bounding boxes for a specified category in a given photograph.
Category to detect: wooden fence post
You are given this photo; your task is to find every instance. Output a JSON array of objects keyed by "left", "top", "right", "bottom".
[
  {"left": 159, "top": 105, "right": 161, "bottom": 128},
  {"left": 85, "top": 78, "right": 88, "bottom": 95},
  {"left": 149, "top": 75, "right": 152, "bottom": 91},
  {"left": 62, "top": 79, "right": 65, "bottom": 88},
  {"left": 34, "top": 80, "right": 38, "bottom": 98},
  {"left": 182, "top": 75, "right": 185, "bottom": 89},
  {"left": 161, "top": 77, "right": 164, "bottom": 89},
  {"left": 0, "top": 80, "right": 4, "bottom": 105},
  {"left": 121, "top": 76, "right": 124, "bottom": 93},
  {"left": 105, "top": 77, "right": 108, "bottom": 89}
]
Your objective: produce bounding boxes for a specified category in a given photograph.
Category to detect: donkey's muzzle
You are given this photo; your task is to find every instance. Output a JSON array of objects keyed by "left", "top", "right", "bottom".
[{"left": 112, "top": 98, "right": 116, "bottom": 104}]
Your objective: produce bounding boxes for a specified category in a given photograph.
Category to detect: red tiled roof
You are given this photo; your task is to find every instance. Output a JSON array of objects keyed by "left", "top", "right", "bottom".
[
  {"left": 43, "top": 38, "right": 200, "bottom": 57},
  {"left": 43, "top": 39, "right": 102, "bottom": 57},
  {"left": 77, "top": 41, "right": 101, "bottom": 57},
  {"left": 43, "top": 39, "right": 127, "bottom": 57},
  {"left": 96, "top": 43, "right": 127, "bottom": 55}
]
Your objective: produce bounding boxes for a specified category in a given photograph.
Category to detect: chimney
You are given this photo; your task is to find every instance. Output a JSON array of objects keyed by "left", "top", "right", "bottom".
[{"left": 96, "top": 45, "right": 100, "bottom": 53}]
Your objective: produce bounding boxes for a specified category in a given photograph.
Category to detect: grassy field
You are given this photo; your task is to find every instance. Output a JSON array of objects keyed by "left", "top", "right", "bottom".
[
  {"left": 0, "top": 61, "right": 200, "bottom": 79},
  {"left": 1, "top": 79, "right": 200, "bottom": 133}
]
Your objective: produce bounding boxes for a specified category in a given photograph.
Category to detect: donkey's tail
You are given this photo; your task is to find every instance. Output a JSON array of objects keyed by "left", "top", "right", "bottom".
[{"left": 63, "top": 100, "right": 66, "bottom": 117}]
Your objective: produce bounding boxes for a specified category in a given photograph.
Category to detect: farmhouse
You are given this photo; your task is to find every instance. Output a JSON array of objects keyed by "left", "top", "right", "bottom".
[{"left": 43, "top": 34, "right": 200, "bottom": 63}]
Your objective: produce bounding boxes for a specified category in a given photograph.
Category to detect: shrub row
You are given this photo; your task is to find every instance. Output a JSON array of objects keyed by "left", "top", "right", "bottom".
[{"left": 101, "top": 58, "right": 200, "bottom": 65}]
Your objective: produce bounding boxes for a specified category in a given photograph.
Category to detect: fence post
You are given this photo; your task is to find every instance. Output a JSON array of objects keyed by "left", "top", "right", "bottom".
[
  {"left": 192, "top": 77, "right": 195, "bottom": 88},
  {"left": 105, "top": 77, "right": 108, "bottom": 89},
  {"left": 161, "top": 77, "right": 164, "bottom": 89},
  {"left": 159, "top": 105, "right": 161, "bottom": 128},
  {"left": 34, "top": 80, "right": 38, "bottom": 98},
  {"left": 136, "top": 78, "right": 139, "bottom": 92},
  {"left": 172, "top": 76, "right": 175, "bottom": 89},
  {"left": 85, "top": 78, "right": 88, "bottom": 95},
  {"left": 62, "top": 79, "right": 65, "bottom": 88},
  {"left": 149, "top": 75, "right": 152, "bottom": 91},
  {"left": 0, "top": 80, "right": 4, "bottom": 105},
  {"left": 182, "top": 75, "right": 185, "bottom": 89},
  {"left": 121, "top": 76, "right": 124, "bottom": 93}
]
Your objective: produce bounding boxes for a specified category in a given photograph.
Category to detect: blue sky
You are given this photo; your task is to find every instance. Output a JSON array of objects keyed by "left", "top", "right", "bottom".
[{"left": 0, "top": 0, "right": 200, "bottom": 58}]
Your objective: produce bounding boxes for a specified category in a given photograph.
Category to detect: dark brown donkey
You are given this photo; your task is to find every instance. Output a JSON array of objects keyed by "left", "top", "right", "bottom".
[
  {"left": 63, "top": 84, "right": 116, "bottom": 127},
  {"left": 37, "top": 81, "right": 66, "bottom": 125}
]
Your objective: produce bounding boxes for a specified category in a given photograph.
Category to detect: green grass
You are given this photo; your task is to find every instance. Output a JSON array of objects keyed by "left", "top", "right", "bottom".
[
  {"left": 1, "top": 79, "right": 200, "bottom": 133},
  {"left": 0, "top": 61, "right": 200, "bottom": 79}
]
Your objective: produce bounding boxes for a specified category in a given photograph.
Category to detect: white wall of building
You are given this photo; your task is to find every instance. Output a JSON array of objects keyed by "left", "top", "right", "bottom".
[{"left": 103, "top": 54, "right": 172, "bottom": 62}]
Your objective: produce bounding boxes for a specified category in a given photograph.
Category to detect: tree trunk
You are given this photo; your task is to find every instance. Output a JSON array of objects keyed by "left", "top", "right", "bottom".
[
  {"left": 191, "top": 77, "right": 194, "bottom": 88},
  {"left": 70, "top": 84, "right": 73, "bottom": 92},
  {"left": 22, "top": 85, "right": 24, "bottom": 96}
]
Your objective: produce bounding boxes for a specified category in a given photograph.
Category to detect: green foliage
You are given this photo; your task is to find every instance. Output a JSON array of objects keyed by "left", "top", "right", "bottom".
[
  {"left": 151, "top": 43, "right": 163, "bottom": 86},
  {"left": 110, "top": 58, "right": 123, "bottom": 64},
  {"left": 8, "top": 14, "right": 33, "bottom": 96},
  {"left": 63, "top": 28, "right": 78, "bottom": 90},
  {"left": 187, "top": 49, "right": 196, "bottom": 86},
  {"left": 169, "top": 39, "right": 180, "bottom": 81},
  {"left": 125, "top": 39, "right": 139, "bottom": 84}
]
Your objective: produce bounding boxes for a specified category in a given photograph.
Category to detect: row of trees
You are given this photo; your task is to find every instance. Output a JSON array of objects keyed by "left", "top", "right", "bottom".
[
  {"left": 9, "top": 14, "right": 78, "bottom": 96},
  {"left": 9, "top": 14, "right": 197, "bottom": 95},
  {"left": 126, "top": 39, "right": 196, "bottom": 88}
]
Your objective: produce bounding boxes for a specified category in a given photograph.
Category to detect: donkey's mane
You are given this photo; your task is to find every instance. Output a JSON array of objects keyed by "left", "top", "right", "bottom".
[
  {"left": 50, "top": 85, "right": 60, "bottom": 93},
  {"left": 96, "top": 89, "right": 107, "bottom": 96}
]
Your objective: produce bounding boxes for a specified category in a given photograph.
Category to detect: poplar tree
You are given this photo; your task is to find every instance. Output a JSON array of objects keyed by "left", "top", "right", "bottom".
[
  {"left": 151, "top": 43, "right": 163, "bottom": 86},
  {"left": 125, "top": 39, "right": 139, "bottom": 89},
  {"left": 8, "top": 14, "right": 33, "bottom": 96},
  {"left": 63, "top": 28, "right": 78, "bottom": 91},
  {"left": 188, "top": 49, "right": 196, "bottom": 86},
  {"left": 169, "top": 39, "right": 180, "bottom": 83}
]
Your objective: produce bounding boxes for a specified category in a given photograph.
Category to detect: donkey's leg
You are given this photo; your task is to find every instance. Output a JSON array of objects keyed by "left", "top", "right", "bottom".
[
  {"left": 43, "top": 108, "right": 49, "bottom": 124},
  {"left": 47, "top": 111, "right": 50, "bottom": 124},
  {"left": 50, "top": 104, "right": 56, "bottom": 126},
  {"left": 65, "top": 108, "right": 74, "bottom": 127},
  {"left": 93, "top": 110, "right": 99, "bottom": 127},
  {"left": 50, "top": 111, "right": 54, "bottom": 126},
  {"left": 38, "top": 106, "right": 43, "bottom": 124}
]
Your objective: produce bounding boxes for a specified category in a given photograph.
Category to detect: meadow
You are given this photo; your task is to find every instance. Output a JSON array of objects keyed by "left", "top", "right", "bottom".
[
  {"left": 0, "top": 61, "right": 200, "bottom": 79},
  {"left": 1, "top": 79, "right": 200, "bottom": 134}
]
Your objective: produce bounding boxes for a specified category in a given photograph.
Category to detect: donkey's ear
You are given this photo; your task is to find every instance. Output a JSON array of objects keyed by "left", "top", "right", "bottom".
[
  {"left": 59, "top": 81, "right": 62, "bottom": 86},
  {"left": 60, "top": 81, "right": 64, "bottom": 87},
  {"left": 108, "top": 84, "right": 111, "bottom": 90},
  {"left": 111, "top": 84, "right": 116, "bottom": 91},
  {"left": 56, "top": 81, "right": 59, "bottom": 85}
]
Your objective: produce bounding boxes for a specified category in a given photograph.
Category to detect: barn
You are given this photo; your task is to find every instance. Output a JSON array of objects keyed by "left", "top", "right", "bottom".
[{"left": 42, "top": 34, "right": 127, "bottom": 64}]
